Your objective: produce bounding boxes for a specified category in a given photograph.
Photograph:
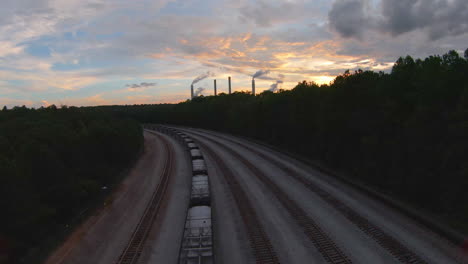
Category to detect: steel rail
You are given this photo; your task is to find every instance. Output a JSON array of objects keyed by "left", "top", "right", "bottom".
[
  {"left": 116, "top": 132, "right": 174, "bottom": 264},
  {"left": 190, "top": 131, "right": 351, "bottom": 264},
  {"left": 188, "top": 128, "right": 429, "bottom": 264},
  {"left": 195, "top": 140, "right": 280, "bottom": 264}
]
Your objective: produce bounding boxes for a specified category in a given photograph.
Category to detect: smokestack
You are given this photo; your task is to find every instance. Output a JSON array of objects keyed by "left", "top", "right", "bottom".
[
  {"left": 191, "top": 84, "right": 194, "bottom": 99},
  {"left": 228, "top": 76, "right": 231, "bottom": 94},
  {"left": 252, "top": 78, "right": 255, "bottom": 96},
  {"left": 214, "top": 79, "right": 217, "bottom": 96}
]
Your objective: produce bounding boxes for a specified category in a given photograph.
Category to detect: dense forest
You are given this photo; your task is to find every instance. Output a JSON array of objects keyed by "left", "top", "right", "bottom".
[
  {"left": 0, "top": 106, "right": 143, "bottom": 263},
  {"left": 102, "top": 49, "right": 468, "bottom": 233}
]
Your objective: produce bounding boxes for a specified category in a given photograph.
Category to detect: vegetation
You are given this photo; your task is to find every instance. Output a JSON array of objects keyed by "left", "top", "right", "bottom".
[
  {"left": 0, "top": 106, "right": 143, "bottom": 263},
  {"left": 104, "top": 49, "right": 468, "bottom": 233}
]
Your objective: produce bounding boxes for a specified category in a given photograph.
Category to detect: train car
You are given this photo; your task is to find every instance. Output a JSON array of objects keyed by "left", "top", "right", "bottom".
[
  {"left": 184, "top": 138, "right": 194, "bottom": 143},
  {"left": 187, "top": 143, "right": 198, "bottom": 150},
  {"left": 191, "top": 175, "right": 210, "bottom": 206},
  {"left": 192, "top": 159, "right": 207, "bottom": 175},
  {"left": 179, "top": 206, "right": 213, "bottom": 264},
  {"left": 190, "top": 149, "right": 203, "bottom": 160}
]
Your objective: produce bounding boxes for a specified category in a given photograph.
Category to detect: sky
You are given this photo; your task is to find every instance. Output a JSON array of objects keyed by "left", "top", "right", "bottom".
[{"left": 1, "top": 0, "right": 467, "bottom": 107}]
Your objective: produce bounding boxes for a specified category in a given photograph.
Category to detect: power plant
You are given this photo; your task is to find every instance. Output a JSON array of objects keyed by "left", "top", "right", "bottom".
[{"left": 190, "top": 72, "right": 271, "bottom": 98}]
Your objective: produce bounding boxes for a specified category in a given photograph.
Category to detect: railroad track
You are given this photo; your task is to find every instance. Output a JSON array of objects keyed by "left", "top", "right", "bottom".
[
  {"left": 190, "top": 131, "right": 351, "bottom": 264},
  {"left": 188, "top": 129, "right": 429, "bottom": 264},
  {"left": 116, "top": 132, "right": 174, "bottom": 264},
  {"left": 195, "top": 140, "right": 280, "bottom": 264}
]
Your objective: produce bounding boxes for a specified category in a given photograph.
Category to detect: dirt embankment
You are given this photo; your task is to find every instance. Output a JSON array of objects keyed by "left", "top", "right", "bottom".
[{"left": 44, "top": 132, "right": 165, "bottom": 264}]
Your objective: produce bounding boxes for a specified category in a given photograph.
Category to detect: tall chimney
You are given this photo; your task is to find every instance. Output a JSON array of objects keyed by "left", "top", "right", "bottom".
[
  {"left": 214, "top": 79, "right": 217, "bottom": 96},
  {"left": 228, "top": 76, "right": 231, "bottom": 94},
  {"left": 191, "top": 84, "right": 194, "bottom": 99},
  {"left": 252, "top": 78, "right": 255, "bottom": 95}
]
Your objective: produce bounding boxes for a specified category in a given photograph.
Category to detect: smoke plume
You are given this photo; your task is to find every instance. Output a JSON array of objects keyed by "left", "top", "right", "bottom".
[
  {"left": 252, "top": 69, "right": 270, "bottom": 79},
  {"left": 192, "top": 71, "right": 215, "bottom": 85},
  {"left": 269, "top": 80, "right": 283, "bottom": 92},
  {"left": 194, "top": 87, "right": 205, "bottom": 97}
]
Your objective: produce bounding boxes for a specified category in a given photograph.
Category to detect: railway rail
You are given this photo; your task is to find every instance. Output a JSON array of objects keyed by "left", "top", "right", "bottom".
[
  {"left": 186, "top": 128, "right": 430, "bottom": 264},
  {"left": 195, "top": 140, "right": 280, "bottom": 264},
  {"left": 116, "top": 132, "right": 174, "bottom": 264},
  {"left": 191, "top": 132, "right": 350, "bottom": 264}
]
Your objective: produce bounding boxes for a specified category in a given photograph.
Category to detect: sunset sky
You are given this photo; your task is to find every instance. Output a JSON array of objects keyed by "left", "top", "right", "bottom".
[{"left": 1, "top": 0, "right": 467, "bottom": 107}]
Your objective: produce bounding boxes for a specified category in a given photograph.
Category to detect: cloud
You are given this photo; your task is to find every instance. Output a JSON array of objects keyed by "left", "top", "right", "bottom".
[
  {"left": 380, "top": 0, "right": 468, "bottom": 40},
  {"left": 0, "top": 97, "right": 35, "bottom": 108},
  {"left": 41, "top": 100, "right": 50, "bottom": 107},
  {"left": 86, "top": 93, "right": 108, "bottom": 105},
  {"left": 0, "top": 41, "right": 24, "bottom": 57},
  {"left": 328, "top": 0, "right": 374, "bottom": 39},
  {"left": 1, "top": 0, "right": 467, "bottom": 106},
  {"left": 238, "top": 0, "right": 306, "bottom": 27},
  {"left": 0, "top": 67, "right": 98, "bottom": 92},
  {"left": 0, "top": 0, "right": 111, "bottom": 48},
  {"left": 126, "top": 82, "right": 157, "bottom": 89},
  {"left": 329, "top": 0, "right": 468, "bottom": 40}
]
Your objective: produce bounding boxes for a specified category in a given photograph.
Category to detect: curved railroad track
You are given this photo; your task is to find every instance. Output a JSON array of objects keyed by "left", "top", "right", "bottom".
[
  {"left": 195, "top": 139, "right": 280, "bottom": 264},
  {"left": 190, "top": 131, "right": 351, "bottom": 264},
  {"left": 116, "top": 131, "right": 175, "bottom": 264},
  {"left": 186, "top": 128, "right": 430, "bottom": 264}
]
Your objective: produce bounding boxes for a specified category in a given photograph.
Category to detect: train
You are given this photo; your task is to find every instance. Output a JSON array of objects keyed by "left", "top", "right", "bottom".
[
  {"left": 180, "top": 132, "right": 213, "bottom": 263},
  {"left": 151, "top": 125, "right": 214, "bottom": 264},
  {"left": 143, "top": 124, "right": 214, "bottom": 263}
]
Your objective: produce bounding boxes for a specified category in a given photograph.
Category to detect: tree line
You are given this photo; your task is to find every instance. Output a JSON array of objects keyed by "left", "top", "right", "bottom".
[
  {"left": 103, "top": 49, "right": 468, "bottom": 234},
  {"left": 0, "top": 106, "right": 143, "bottom": 263}
]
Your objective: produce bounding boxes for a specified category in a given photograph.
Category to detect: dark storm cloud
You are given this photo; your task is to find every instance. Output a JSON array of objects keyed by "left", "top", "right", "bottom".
[
  {"left": 328, "top": 0, "right": 371, "bottom": 39},
  {"left": 329, "top": 0, "right": 468, "bottom": 40},
  {"left": 381, "top": 0, "right": 468, "bottom": 40}
]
